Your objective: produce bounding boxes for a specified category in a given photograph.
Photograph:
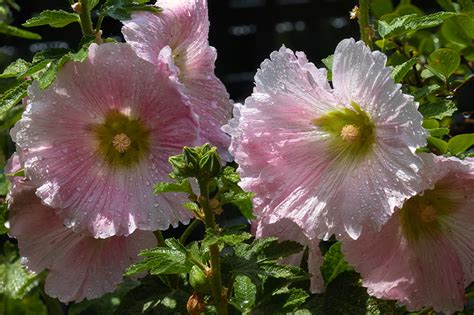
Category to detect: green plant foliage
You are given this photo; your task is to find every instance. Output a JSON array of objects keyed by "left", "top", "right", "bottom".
[
  {"left": 427, "top": 48, "right": 461, "bottom": 81},
  {"left": 101, "top": 0, "right": 161, "bottom": 21},
  {"left": 370, "top": 0, "right": 394, "bottom": 18},
  {"left": 447, "top": 133, "right": 474, "bottom": 154},
  {"left": 115, "top": 277, "right": 189, "bottom": 315},
  {"left": 125, "top": 241, "right": 195, "bottom": 277},
  {"left": 68, "top": 281, "right": 139, "bottom": 315},
  {"left": 0, "top": 59, "right": 30, "bottom": 78},
  {"left": 222, "top": 238, "right": 307, "bottom": 284},
  {"left": 378, "top": 12, "right": 455, "bottom": 39},
  {"left": 428, "top": 136, "right": 449, "bottom": 154},
  {"left": 22, "top": 10, "right": 80, "bottom": 28},
  {"left": 0, "top": 81, "right": 29, "bottom": 122},
  {"left": 0, "top": 202, "right": 7, "bottom": 235},
  {"left": 392, "top": 57, "right": 417, "bottom": 82},
  {"left": 0, "top": 22, "right": 41, "bottom": 39},
  {"left": 0, "top": 242, "right": 39, "bottom": 300},
  {"left": 321, "top": 54, "right": 333, "bottom": 80},
  {"left": 418, "top": 99, "right": 457, "bottom": 120},
  {"left": 320, "top": 242, "right": 353, "bottom": 287}
]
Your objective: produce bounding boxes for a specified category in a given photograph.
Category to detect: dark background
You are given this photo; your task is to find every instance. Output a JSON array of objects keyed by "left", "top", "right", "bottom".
[{"left": 0, "top": 0, "right": 443, "bottom": 102}]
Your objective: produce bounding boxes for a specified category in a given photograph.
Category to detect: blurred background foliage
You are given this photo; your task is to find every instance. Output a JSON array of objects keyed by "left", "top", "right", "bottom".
[{"left": 0, "top": 0, "right": 474, "bottom": 314}]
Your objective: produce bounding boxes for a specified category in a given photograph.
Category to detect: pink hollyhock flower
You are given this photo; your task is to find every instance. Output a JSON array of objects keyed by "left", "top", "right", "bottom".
[
  {"left": 224, "top": 38, "right": 426, "bottom": 240},
  {"left": 341, "top": 154, "right": 474, "bottom": 313},
  {"left": 5, "top": 154, "right": 157, "bottom": 303},
  {"left": 254, "top": 216, "right": 324, "bottom": 293},
  {"left": 11, "top": 43, "right": 199, "bottom": 238},
  {"left": 122, "top": 0, "right": 233, "bottom": 160}
]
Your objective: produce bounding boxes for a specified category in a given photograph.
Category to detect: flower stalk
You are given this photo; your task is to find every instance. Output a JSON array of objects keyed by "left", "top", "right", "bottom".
[
  {"left": 198, "top": 179, "right": 228, "bottom": 315},
  {"left": 358, "top": 0, "right": 371, "bottom": 48},
  {"left": 78, "top": 0, "right": 95, "bottom": 36}
]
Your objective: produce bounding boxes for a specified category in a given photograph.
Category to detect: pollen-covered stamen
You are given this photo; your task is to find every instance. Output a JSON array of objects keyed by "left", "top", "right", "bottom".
[
  {"left": 419, "top": 204, "right": 437, "bottom": 223},
  {"left": 340, "top": 124, "right": 360, "bottom": 142},
  {"left": 112, "top": 133, "right": 131, "bottom": 153}
]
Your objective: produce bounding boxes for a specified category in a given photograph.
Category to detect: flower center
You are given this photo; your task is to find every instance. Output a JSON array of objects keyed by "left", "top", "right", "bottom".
[
  {"left": 399, "top": 184, "right": 458, "bottom": 242},
  {"left": 340, "top": 124, "right": 360, "bottom": 142},
  {"left": 112, "top": 133, "right": 132, "bottom": 153},
  {"left": 92, "top": 110, "right": 150, "bottom": 169},
  {"left": 419, "top": 204, "right": 437, "bottom": 223},
  {"left": 312, "top": 102, "right": 375, "bottom": 162}
]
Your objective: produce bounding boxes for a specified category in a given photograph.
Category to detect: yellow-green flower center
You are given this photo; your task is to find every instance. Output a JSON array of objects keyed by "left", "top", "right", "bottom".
[
  {"left": 399, "top": 183, "right": 458, "bottom": 242},
  {"left": 313, "top": 102, "right": 375, "bottom": 162},
  {"left": 92, "top": 110, "right": 150, "bottom": 169}
]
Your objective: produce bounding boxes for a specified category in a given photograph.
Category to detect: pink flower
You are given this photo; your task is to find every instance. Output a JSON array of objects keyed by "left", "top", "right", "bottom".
[
  {"left": 11, "top": 43, "right": 199, "bottom": 238},
  {"left": 254, "top": 216, "right": 324, "bottom": 293},
  {"left": 341, "top": 154, "right": 474, "bottom": 313},
  {"left": 122, "top": 0, "right": 233, "bottom": 160},
  {"left": 6, "top": 154, "right": 157, "bottom": 303},
  {"left": 224, "top": 39, "right": 427, "bottom": 240}
]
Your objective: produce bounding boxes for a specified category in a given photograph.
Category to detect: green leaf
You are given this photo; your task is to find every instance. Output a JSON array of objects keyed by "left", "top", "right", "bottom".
[
  {"left": 422, "top": 118, "right": 440, "bottom": 129},
  {"left": 154, "top": 180, "right": 193, "bottom": 195},
  {"left": 437, "top": 0, "right": 457, "bottom": 12},
  {"left": 16, "top": 59, "right": 50, "bottom": 79},
  {"left": 321, "top": 55, "right": 333, "bottom": 80},
  {"left": 68, "top": 280, "right": 139, "bottom": 315},
  {"left": 0, "top": 290, "right": 48, "bottom": 315},
  {"left": 102, "top": 0, "right": 161, "bottom": 21},
  {"left": 218, "top": 166, "right": 255, "bottom": 220},
  {"left": 230, "top": 275, "right": 256, "bottom": 312},
  {"left": 23, "top": 10, "right": 80, "bottom": 28},
  {"left": 116, "top": 277, "right": 189, "bottom": 315},
  {"left": 323, "top": 271, "right": 370, "bottom": 314},
  {"left": 0, "top": 202, "right": 7, "bottom": 235},
  {"left": 125, "top": 247, "right": 193, "bottom": 276},
  {"left": 441, "top": 16, "right": 472, "bottom": 47},
  {"left": 427, "top": 48, "right": 460, "bottom": 81},
  {"left": 428, "top": 127, "right": 449, "bottom": 137},
  {"left": 273, "top": 287, "right": 308, "bottom": 310},
  {"left": 448, "top": 134, "right": 474, "bottom": 154},
  {"left": 203, "top": 228, "right": 252, "bottom": 247},
  {"left": 378, "top": 12, "right": 455, "bottom": 38},
  {"left": 259, "top": 263, "right": 307, "bottom": 281},
  {"left": 0, "top": 81, "right": 29, "bottom": 120},
  {"left": 427, "top": 136, "right": 448, "bottom": 154},
  {"left": 370, "top": 0, "right": 394, "bottom": 18},
  {"left": 418, "top": 99, "right": 457, "bottom": 120},
  {"left": 413, "top": 83, "right": 440, "bottom": 100},
  {"left": 37, "top": 59, "right": 61, "bottom": 89},
  {"left": 392, "top": 58, "right": 417, "bottom": 83},
  {"left": 0, "top": 59, "right": 31, "bottom": 78},
  {"left": 0, "top": 22, "right": 41, "bottom": 39},
  {"left": 0, "top": 243, "right": 39, "bottom": 299},
  {"left": 320, "top": 242, "right": 352, "bottom": 287},
  {"left": 0, "top": 173, "right": 8, "bottom": 196},
  {"left": 220, "top": 190, "right": 254, "bottom": 217}
]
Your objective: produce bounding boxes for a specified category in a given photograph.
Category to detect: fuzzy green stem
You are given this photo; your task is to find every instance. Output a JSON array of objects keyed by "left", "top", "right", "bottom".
[
  {"left": 154, "top": 230, "right": 166, "bottom": 246},
  {"left": 78, "top": 0, "right": 94, "bottom": 36},
  {"left": 199, "top": 180, "right": 227, "bottom": 315},
  {"left": 358, "top": 0, "right": 371, "bottom": 48},
  {"left": 180, "top": 219, "right": 201, "bottom": 244},
  {"left": 40, "top": 288, "right": 64, "bottom": 315}
]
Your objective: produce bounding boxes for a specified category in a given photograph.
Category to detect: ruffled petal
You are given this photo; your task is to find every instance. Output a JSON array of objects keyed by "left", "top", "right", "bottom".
[
  {"left": 11, "top": 43, "right": 198, "bottom": 237},
  {"left": 8, "top": 187, "right": 157, "bottom": 303},
  {"left": 122, "top": 0, "right": 233, "bottom": 159},
  {"left": 342, "top": 213, "right": 466, "bottom": 313},
  {"left": 342, "top": 154, "right": 474, "bottom": 313},
  {"left": 225, "top": 42, "right": 427, "bottom": 240}
]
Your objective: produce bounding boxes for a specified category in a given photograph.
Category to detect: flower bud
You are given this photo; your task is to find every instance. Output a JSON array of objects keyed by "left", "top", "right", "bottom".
[{"left": 186, "top": 291, "right": 206, "bottom": 315}]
